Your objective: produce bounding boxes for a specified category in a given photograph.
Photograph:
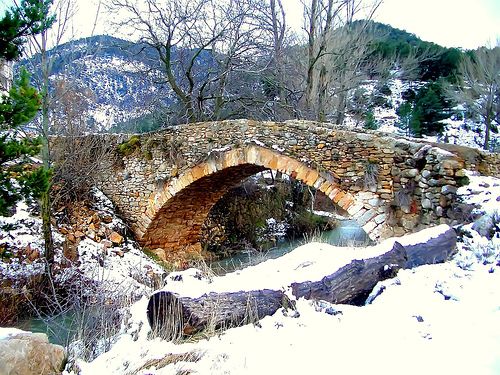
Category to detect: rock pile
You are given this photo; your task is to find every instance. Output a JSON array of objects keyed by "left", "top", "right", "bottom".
[{"left": 57, "top": 201, "right": 128, "bottom": 263}]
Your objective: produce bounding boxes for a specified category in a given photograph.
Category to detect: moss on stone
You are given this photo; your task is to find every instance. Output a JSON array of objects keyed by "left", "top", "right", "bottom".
[{"left": 117, "top": 135, "right": 141, "bottom": 156}]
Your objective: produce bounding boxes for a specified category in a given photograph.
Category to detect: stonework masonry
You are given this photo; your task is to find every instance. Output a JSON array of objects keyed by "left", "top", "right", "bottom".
[{"left": 88, "top": 119, "right": 500, "bottom": 259}]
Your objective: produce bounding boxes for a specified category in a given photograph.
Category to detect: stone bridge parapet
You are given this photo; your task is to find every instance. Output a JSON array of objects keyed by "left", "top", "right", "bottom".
[{"left": 86, "top": 120, "right": 500, "bottom": 258}]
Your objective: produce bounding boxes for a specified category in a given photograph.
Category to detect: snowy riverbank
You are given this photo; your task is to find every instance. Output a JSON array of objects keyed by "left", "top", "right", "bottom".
[{"left": 67, "top": 171, "right": 500, "bottom": 375}]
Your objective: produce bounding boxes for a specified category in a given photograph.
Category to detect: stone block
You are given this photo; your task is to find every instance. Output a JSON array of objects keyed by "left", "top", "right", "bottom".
[
  {"left": 401, "top": 215, "right": 419, "bottom": 230},
  {"left": 374, "top": 213, "right": 387, "bottom": 224},
  {"left": 319, "top": 181, "right": 332, "bottom": 194},
  {"left": 368, "top": 198, "right": 382, "bottom": 207},
  {"left": 328, "top": 187, "right": 340, "bottom": 200},
  {"left": 295, "top": 165, "right": 309, "bottom": 181},
  {"left": 347, "top": 202, "right": 364, "bottom": 216},
  {"left": 313, "top": 176, "right": 325, "bottom": 189},
  {"left": 441, "top": 185, "right": 458, "bottom": 195},
  {"left": 257, "top": 148, "right": 275, "bottom": 166},
  {"left": 0, "top": 332, "right": 66, "bottom": 375},
  {"left": 338, "top": 193, "right": 353, "bottom": 210},
  {"left": 304, "top": 170, "right": 320, "bottom": 186},
  {"left": 441, "top": 158, "right": 463, "bottom": 170},
  {"left": 402, "top": 168, "right": 419, "bottom": 178},
  {"left": 439, "top": 168, "right": 455, "bottom": 177},
  {"left": 268, "top": 155, "right": 279, "bottom": 170},
  {"left": 439, "top": 195, "right": 449, "bottom": 207},
  {"left": 333, "top": 191, "right": 346, "bottom": 204},
  {"left": 421, "top": 198, "right": 432, "bottom": 209},
  {"left": 352, "top": 207, "right": 367, "bottom": 220},
  {"left": 421, "top": 170, "right": 431, "bottom": 178},
  {"left": 357, "top": 209, "right": 378, "bottom": 226},
  {"left": 362, "top": 220, "right": 377, "bottom": 234},
  {"left": 191, "top": 165, "right": 206, "bottom": 180}
]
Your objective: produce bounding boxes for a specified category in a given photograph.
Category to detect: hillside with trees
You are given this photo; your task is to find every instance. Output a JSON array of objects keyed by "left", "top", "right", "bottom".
[{"left": 15, "top": 13, "right": 499, "bottom": 150}]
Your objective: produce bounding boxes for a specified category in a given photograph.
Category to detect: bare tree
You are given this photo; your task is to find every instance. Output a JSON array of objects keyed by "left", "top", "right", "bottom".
[
  {"left": 394, "top": 45, "right": 441, "bottom": 86},
  {"left": 17, "top": 0, "right": 77, "bottom": 265},
  {"left": 301, "top": 0, "right": 381, "bottom": 122},
  {"left": 302, "top": 0, "right": 337, "bottom": 114},
  {"left": 251, "top": 0, "right": 293, "bottom": 119},
  {"left": 49, "top": 78, "right": 115, "bottom": 206},
  {"left": 107, "top": 0, "right": 274, "bottom": 123},
  {"left": 21, "top": 0, "right": 103, "bottom": 265},
  {"left": 448, "top": 46, "right": 500, "bottom": 150}
]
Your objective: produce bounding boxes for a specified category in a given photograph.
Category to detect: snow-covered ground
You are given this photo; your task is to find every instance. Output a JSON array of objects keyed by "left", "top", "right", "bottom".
[
  {"left": 66, "top": 172, "right": 500, "bottom": 375},
  {"left": 0, "top": 188, "right": 165, "bottom": 297}
]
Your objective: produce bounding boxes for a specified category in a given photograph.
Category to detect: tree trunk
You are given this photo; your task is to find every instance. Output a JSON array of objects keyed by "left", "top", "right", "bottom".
[
  {"left": 148, "top": 228, "right": 457, "bottom": 338},
  {"left": 305, "top": 0, "right": 318, "bottom": 112},
  {"left": 335, "top": 84, "right": 347, "bottom": 125},
  {"left": 147, "top": 289, "right": 289, "bottom": 340},
  {"left": 484, "top": 111, "right": 491, "bottom": 151},
  {"left": 293, "top": 227, "right": 457, "bottom": 305},
  {"left": 41, "top": 191, "right": 54, "bottom": 264},
  {"left": 318, "top": 64, "right": 328, "bottom": 122},
  {"left": 40, "top": 31, "right": 54, "bottom": 266}
]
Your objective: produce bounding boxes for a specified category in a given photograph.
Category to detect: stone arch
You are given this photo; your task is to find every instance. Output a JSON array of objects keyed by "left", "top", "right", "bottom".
[{"left": 138, "top": 145, "right": 373, "bottom": 256}]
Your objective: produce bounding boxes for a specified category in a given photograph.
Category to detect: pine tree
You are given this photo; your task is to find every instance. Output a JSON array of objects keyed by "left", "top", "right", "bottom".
[
  {"left": 413, "top": 81, "right": 448, "bottom": 135},
  {"left": 364, "top": 110, "right": 378, "bottom": 130},
  {"left": 396, "top": 101, "right": 422, "bottom": 137},
  {"left": 0, "top": 0, "right": 54, "bottom": 61},
  {"left": 0, "top": 70, "right": 44, "bottom": 214},
  {"left": 0, "top": 1, "right": 54, "bottom": 213},
  {"left": 395, "top": 101, "right": 410, "bottom": 135}
]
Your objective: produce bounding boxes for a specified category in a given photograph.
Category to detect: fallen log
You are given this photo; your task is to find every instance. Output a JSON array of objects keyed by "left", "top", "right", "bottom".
[
  {"left": 291, "top": 226, "right": 457, "bottom": 305},
  {"left": 291, "top": 241, "right": 407, "bottom": 305},
  {"left": 402, "top": 226, "right": 457, "bottom": 268},
  {"left": 147, "top": 289, "right": 288, "bottom": 340},
  {"left": 148, "top": 227, "right": 457, "bottom": 338}
]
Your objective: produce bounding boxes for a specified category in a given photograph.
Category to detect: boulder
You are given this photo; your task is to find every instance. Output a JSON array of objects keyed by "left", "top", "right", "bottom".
[
  {"left": 0, "top": 331, "right": 66, "bottom": 375},
  {"left": 109, "top": 231, "right": 124, "bottom": 245},
  {"left": 472, "top": 215, "right": 497, "bottom": 239}
]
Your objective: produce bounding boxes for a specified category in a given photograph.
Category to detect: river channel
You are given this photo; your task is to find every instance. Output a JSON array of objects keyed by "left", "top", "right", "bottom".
[{"left": 18, "top": 219, "right": 369, "bottom": 345}]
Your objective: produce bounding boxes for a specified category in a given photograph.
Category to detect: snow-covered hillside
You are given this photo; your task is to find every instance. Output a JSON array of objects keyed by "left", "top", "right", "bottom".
[
  {"left": 17, "top": 35, "right": 173, "bottom": 131},
  {"left": 65, "top": 171, "right": 500, "bottom": 375},
  {"left": 345, "top": 78, "right": 499, "bottom": 151}
]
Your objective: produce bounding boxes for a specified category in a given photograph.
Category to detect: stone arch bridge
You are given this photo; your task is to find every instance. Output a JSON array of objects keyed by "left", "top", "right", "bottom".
[{"left": 89, "top": 120, "right": 499, "bottom": 260}]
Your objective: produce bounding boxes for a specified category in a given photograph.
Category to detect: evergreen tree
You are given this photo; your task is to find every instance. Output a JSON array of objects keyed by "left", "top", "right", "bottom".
[
  {"left": 0, "top": 70, "right": 43, "bottom": 214},
  {"left": 0, "top": 0, "right": 54, "bottom": 60},
  {"left": 0, "top": 1, "right": 54, "bottom": 213},
  {"left": 409, "top": 106, "right": 423, "bottom": 137},
  {"left": 413, "top": 82, "right": 449, "bottom": 135},
  {"left": 396, "top": 99, "right": 427, "bottom": 137},
  {"left": 364, "top": 110, "right": 378, "bottom": 130},
  {"left": 396, "top": 101, "right": 412, "bottom": 136}
]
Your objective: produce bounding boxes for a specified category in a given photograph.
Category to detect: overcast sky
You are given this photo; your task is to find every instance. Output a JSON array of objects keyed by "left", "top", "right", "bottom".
[{"left": 1, "top": 0, "right": 499, "bottom": 50}]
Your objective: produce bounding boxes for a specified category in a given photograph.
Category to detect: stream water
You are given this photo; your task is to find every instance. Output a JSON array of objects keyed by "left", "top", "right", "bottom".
[
  {"left": 209, "top": 219, "right": 371, "bottom": 275},
  {"left": 18, "top": 307, "right": 88, "bottom": 347}
]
